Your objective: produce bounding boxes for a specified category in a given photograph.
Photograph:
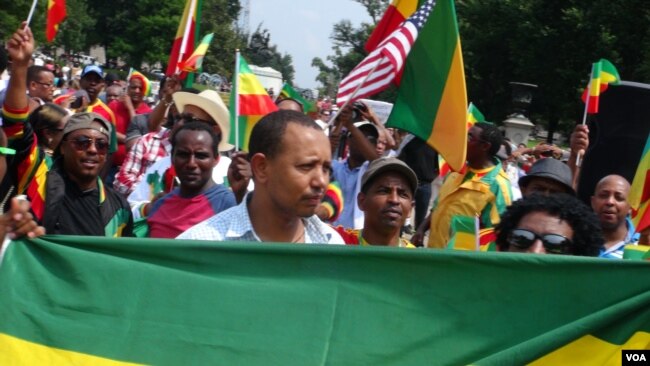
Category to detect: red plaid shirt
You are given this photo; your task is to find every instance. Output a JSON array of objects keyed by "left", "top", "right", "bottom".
[{"left": 113, "top": 128, "right": 171, "bottom": 195}]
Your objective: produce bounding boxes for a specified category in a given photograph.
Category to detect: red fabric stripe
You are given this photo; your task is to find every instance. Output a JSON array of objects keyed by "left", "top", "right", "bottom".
[
  {"left": 365, "top": 5, "right": 407, "bottom": 52},
  {"left": 238, "top": 94, "right": 277, "bottom": 115}
]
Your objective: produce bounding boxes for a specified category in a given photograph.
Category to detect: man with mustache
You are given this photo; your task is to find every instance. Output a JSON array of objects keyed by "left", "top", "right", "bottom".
[
  {"left": 591, "top": 174, "right": 639, "bottom": 259},
  {"left": 333, "top": 157, "right": 417, "bottom": 247},
  {"left": 179, "top": 110, "right": 344, "bottom": 244}
]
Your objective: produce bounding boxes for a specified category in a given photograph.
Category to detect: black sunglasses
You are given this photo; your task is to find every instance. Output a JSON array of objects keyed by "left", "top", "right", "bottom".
[
  {"left": 507, "top": 228, "right": 573, "bottom": 254},
  {"left": 65, "top": 136, "right": 109, "bottom": 154}
]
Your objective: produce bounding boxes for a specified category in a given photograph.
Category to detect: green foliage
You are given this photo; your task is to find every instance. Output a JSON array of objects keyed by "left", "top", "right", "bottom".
[{"left": 241, "top": 25, "right": 296, "bottom": 84}]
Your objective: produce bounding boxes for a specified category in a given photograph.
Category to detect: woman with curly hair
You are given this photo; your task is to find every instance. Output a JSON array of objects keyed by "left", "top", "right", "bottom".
[{"left": 495, "top": 193, "right": 603, "bottom": 256}]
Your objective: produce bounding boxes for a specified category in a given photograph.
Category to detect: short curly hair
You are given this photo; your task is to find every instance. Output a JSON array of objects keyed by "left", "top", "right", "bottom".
[{"left": 495, "top": 193, "right": 603, "bottom": 256}]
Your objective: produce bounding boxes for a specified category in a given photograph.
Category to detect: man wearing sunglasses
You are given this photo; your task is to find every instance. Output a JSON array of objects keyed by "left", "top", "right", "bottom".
[
  {"left": 495, "top": 193, "right": 602, "bottom": 256},
  {"left": 2, "top": 23, "right": 133, "bottom": 237}
]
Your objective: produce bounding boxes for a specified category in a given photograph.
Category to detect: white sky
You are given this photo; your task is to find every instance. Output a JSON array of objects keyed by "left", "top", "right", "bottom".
[{"left": 248, "top": 0, "right": 372, "bottom": 89}]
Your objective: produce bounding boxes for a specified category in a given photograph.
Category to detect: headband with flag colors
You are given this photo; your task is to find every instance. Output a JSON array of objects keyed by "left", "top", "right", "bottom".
[
  {"left": 629, "top": 132, "right": 650, "bottom": 233},
  {"left": 336, "top": 0, "right": 436, "bottom": 106},
  {"left": 279, "top": 83, "right": 317, "bottom": 113},
  {"left": 384, "top": 0, "right": 468, "bottom": 172},
  {"left": 46, "top": 0, "right": 66, "bottom": 42},
  {"left": 581, "top": 59, "right": 620, "bottom": 114},
  {"left": 228, "top": 54, "right": 278, "bottom": 151},
  {"left": 128, "top": 70, "right": 151, "bottom": 97},
  {"left": 179, "top": 33, "right": 214, "bottom": 73},
  {"left": 166, "top": 0, "right": 198, "bottom": 76}
]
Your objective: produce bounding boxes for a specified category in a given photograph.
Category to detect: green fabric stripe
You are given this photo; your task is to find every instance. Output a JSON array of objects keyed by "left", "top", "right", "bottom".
[
  {"left": 0, "top": 237, "right": 649, "bottom": 365},
  {"left": 386, "top": 0, "right": 458, "bottom": 137}
]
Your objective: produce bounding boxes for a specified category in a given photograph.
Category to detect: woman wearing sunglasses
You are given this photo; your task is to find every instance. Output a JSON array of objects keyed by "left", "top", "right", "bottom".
[{"left": 495, "top": 193, "right": 603, "bottom": 256}]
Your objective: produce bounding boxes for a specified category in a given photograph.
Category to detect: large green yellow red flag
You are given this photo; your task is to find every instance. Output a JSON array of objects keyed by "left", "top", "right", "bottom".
[
  {"left": 228, "top": 54, "right": 278, "bottom": 151},
  {"left": 0, "top": 236, "right": 648, "bottom": 364},
  {"left": 384, "top": 0, "right": 468, "bottom": 172},
  {"left": 178, "top": 33, "right": 214, "bottom": 73},
  {"left": 166, "top": 0, "right": 197, "bottom": 76},
  {"left": 581, "top": 59, "right": 620, "bottom": 114},
  {"left": 629, "top": 132, "right": 650, "bottom": 232},
  {"left": 45, "top": 0, "right": 66, "bottom": 42}
]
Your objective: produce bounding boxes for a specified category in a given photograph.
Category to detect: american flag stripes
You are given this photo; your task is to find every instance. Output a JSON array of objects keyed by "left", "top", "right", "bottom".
[{"left": 336, "top": 0, "right": 436, "bottom": 105}]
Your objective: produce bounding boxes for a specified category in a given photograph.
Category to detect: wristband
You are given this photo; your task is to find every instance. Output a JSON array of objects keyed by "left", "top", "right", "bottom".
[{"left": 0, "top": 147, "right": 16, "bottom": 155}]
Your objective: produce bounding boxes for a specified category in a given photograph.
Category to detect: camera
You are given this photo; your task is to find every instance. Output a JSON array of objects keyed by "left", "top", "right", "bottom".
[{"left": 352, "top": 101, "right": 367, "bottom": 120}]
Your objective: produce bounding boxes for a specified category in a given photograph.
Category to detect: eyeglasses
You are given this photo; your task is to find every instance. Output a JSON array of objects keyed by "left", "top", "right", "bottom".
[
  {"left": 507, "top": 228, "right": 573, "bottom": 254},
  {"left": 467, "top": 133, "right": 486, "bottom": 143},
  {"left": 177, "top": 113, "right": 214, "bottom": 125},
  {"left": 65, "top": 136, "right": 109, "bottom": 154},
  {"left": 34, "top": 81, "right": 55, "bottom": 88}
]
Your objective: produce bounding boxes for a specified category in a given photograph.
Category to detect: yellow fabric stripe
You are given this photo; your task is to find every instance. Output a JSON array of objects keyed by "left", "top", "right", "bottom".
[
  {"left": 394, "top": 0, "right": 418, "bottom": 18},
  {"left": 601, "top": 70, "right": 618, "bottom": 84},
  {"left": 453, "top": 232, "right": 476, "bottom": 250},
  {"left": 0, "top": 333, "right": 141, "bottom": 365},
  {"left": 239, "top": 73, "right": 269, "bottom": 95},
  {"left": 530, "top": 331, "right": 650, "bottom": 365},
  {"left": 428, "top": 39, "right": 468, "bottom": 172}
]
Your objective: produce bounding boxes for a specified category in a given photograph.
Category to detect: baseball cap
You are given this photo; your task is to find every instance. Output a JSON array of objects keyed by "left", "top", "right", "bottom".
[
  {"left": 353, "top": 121, "right": 379, "bottom": 138},
  {"left": 81, "top": 65, "right": 104, "bottom": 79},
  {"left": 361, "top": 157, "right": 418, "bottom": 193},
  {"left": 518, "top": 158, "right": 574, "bottom": 194},
  {"left": 62, "top": 112, "right": 112, "bottom": 143}
]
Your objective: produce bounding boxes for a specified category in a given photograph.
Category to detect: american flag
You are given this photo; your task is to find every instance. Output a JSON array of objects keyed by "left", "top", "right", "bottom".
[{"left": 336, "top": 0, "right": 436, "bottom": 105}]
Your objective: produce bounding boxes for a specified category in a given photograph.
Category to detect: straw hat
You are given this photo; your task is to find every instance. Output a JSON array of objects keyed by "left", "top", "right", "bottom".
[{"left": 173, "top": 89, "right": 232, "bottom": 151}]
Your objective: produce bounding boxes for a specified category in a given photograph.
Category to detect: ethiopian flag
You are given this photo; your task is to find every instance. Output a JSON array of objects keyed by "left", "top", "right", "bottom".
[
  {"left": 446, "top": 215, "right": 496, "bottom": 251},
  {"left": 228, "top": 54, "right": 278, "bottom": 151},
  {"left": 365, "top": 0, "right": 418, "bottom": 52},
  {"left": 166, "top": 0, "right": 197, "bottom": 76},
  {"left": 385, "top": 0, "right": 468, "bottom": 172},
  {"left": 46, "top": 0, "right": 66, "bottom": 42},
  {"left": 581, "top": 59, "right": 620, "bottom": 114},
  {"left": 438, "top": 102, "right": 484, "bottom": 177},
  {"left": 179, "top": 33, "right": 213, "bottom": 73},
  {"left": 279, "top": 83, "right": 317, "bottom": 113},
  {"left": 0, "top": 236, "right": 649, "bottom": 364},
  {"left": 629, "top": 132, "right": 650, "bottom": 232}
]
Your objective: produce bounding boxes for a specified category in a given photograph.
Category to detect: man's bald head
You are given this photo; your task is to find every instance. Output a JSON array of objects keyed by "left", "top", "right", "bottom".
[{"left": 591, "top": 174, "right": 631, "bottom": 231}]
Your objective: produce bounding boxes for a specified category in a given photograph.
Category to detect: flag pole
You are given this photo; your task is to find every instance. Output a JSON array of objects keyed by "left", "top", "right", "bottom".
[
  {"left": 26, "top": 0, "right": 38, "bottom": 27},
  {"left": 327, "top": 56, "right": 385, "bottom": 131},
  {"left": 234, "top": 49, "right": 241, "bottom": 151},
  {"left": 176, "top": 0, "right": 197, "bottom": 74},
  {"left": 474, "top": 215, "right": 480, "bottom": 251},
  {"left": 576, "top": 62, "right": 596, "bottom": 167}
]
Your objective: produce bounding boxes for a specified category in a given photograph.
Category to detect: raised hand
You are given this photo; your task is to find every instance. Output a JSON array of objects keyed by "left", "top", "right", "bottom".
[{"left": 5, "top": 22, "right": 34, "bottom": 66}]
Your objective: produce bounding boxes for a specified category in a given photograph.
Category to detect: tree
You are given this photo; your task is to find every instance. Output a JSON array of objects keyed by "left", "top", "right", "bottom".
[
  {"left": 311, "top": 0, "right": 388, "bottom": 98},
  {"left": 241, "top": 25, "right": 296, "bottom": 84}
]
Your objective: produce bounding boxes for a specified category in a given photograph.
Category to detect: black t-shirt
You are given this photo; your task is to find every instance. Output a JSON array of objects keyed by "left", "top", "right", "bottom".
[{"left": 53, "top": 180, "right": 105, "bottom": 236}]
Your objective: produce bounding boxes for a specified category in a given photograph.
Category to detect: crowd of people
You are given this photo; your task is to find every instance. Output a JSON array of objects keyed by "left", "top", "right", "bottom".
[{"left": 1, "top": 24, "right": 647, "bottom": 260}]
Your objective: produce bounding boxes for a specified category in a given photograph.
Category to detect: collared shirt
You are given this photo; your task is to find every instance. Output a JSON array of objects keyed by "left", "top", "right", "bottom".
[
  {"left": 178, "top": 194, "right": 345, "bottom": 244},
  {"left": 114, "top": 128, "right": 171, "bottom": 195},
  {"left": 599, "top": 217, "right": 640, "bottom": 259},
  {"left": 331, "top": 159, "right": 369, "bottom": 229}
]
